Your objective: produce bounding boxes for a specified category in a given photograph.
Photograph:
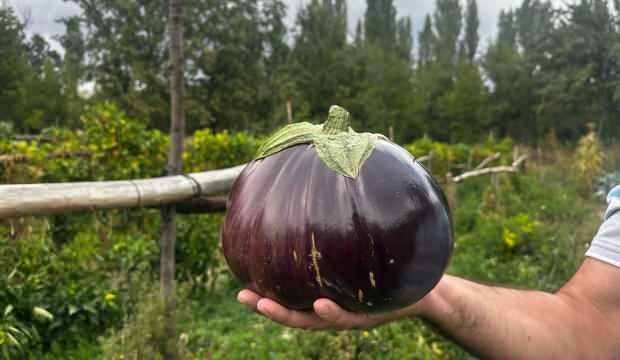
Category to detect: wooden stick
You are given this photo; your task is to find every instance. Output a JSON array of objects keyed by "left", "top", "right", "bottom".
[
  {"left": 453, "top": 156, "right": 527, "bottom": 183},
  {"left": 416, "top": 152, "right": 433, "bottom": 163},
  {"left": 0, "top": 165, "right": 246, "bottom": 219},
  {"left": 474, "top": 152, "right": 501, "bottom": 170},
  {"left": 286, "top": 100, "right": 293, "bottom": 124},
  {"left": 13, "top": 135, "right": 57, "bottom": 143}
]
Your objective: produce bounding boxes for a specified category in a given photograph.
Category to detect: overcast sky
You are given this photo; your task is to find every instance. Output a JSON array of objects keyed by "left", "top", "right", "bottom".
[{"left": 5, "top": 0, "right": 562, "bottom": 50}]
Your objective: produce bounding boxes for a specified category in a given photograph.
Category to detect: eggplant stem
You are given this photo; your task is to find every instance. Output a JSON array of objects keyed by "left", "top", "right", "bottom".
[{"left": 322, "top": 105, "right": 350, "bottom": 135}]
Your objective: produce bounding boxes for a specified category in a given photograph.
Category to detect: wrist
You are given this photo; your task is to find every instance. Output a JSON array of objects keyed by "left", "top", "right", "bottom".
[{"left": 403, "top": 276, "right": 448, "bottom": 319}]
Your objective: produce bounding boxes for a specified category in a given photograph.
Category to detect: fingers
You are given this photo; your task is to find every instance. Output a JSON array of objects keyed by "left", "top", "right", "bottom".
[
  {"left": 314, "top": 299, "right": 371, "bottom": 330},
  {"left": 237, "top": 289, "right": 261, "bottom": 311},
  {"left": 236, "top": 290, "right": 391, "bottom": 330},
  {"left": 256, "top": 298, "right": 330, "bottom": 330}
]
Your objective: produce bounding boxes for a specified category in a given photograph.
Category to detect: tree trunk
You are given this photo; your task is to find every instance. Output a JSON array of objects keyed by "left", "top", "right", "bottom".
[{"left": 161, "top": 0, "right": 185, "bottom": 358}]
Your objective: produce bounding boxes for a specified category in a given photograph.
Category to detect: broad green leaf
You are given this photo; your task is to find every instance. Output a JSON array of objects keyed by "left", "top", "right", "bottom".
[
  {"left": 6, "top": 332, "right": 19, "bottom": 347},
  {"left": 68, "top": 305, "right": 79, "bottom": 316},
  {"left": 255, "top": 122, "right": 322, "bottom": 159},
  {"left": 33, "top": 307, "right": 54, "bottom": 322},
  {"left": 313, "top": 132, "right": 378, "bottom": 178}
]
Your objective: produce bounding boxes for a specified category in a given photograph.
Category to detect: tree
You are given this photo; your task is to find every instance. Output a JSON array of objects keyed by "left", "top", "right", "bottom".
[
  {"left": 0, "top": 7, "right": 30, "bottom": 128},
  {"left": 538, "top": 0, "right": 619, "bottom": 140},
  {"left": 462, "top": 0, "right": 479, "bottom": 62},
  {"left": 291, "top": 0, "right": 348, "bottom": 120},
  {"left": 437, "top": 61, "right": 489, "bottom": 142},
  {"left": 365, "top": 0, "right": 397, "bottom": 51},
  {"left": 396, "top": 17, "right": 413, "bottom": 61},
  {"left": 65, "top": 0, "right": 171, "bottom": 128},
  {"left": 58, "top": 16, "right": 85, "bottom": 127},
  {"left": 260, "top": 0, "right": 291, "bottom": 131},
  {"left": 418, "top": 14, "right": 434, "bottom": 67},
  {"left": 0, "top": 7, "right": 66, "bottom": 132},
  {"left": 483, "top": 10, "right": 538, "bottom": 141},
  {"left": 66, "top": 0, "right": 274, "bottom": 132},
  {"left": 433, "top": 0, "right": 462, "bottom": 70},
  {"left": 355, "top": 19, "right": 363, "bottom": 46}
]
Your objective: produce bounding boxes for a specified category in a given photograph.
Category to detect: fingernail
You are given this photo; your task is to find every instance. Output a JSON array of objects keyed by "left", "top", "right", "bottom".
[{"left": 237, "top": 291, "right": 248, "bottom": 303}]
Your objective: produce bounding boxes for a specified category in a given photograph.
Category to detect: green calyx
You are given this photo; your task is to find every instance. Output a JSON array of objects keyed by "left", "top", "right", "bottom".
[{"left": 255, "top": 105, "right": 383, "bottom": 178}]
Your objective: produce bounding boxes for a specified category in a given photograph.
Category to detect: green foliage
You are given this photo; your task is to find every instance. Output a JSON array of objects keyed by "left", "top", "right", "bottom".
[
  {"left": 176, "top": 214, "right": 227, "bottom": 292},
  {"left": 0, "top": 228, "right": 126, "bottom": 352},
  {"left": 451, "top": 165, "right": 600, "bottom": 291},
  {"left": 1, "top": 128, "right": 606, "bottom": 358},
  {"left": 574, "top": 125, "right": 605, "bottom": 190},
  {"left": 185, "top": 129, "right": 260, "bottom": 172},
  {"left": 3, "top": 0, "right": 620, "bottom": 141},
  {"left": 406, "top": 136, "right": 513, "bottom": 177},
  {"left": 101, "top": 287, "right": 193, "bottom": 360},
  {"left": 0, "top": 303, "right": 37, "bottom": 359},
  {"left": 147, "top": 289, "right": 465, "bottom": 360},
  {"left": 0, "top": 107, "right": 262, "bottom": 356},
  {"left": 79, "top": 103, "right": 169, "bottom": 180},
  {"left": 0, "top": 8, "right": 70, "bottom": 132}
]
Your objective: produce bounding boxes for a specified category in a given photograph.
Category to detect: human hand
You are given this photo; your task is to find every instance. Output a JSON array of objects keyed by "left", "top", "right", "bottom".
[{"left": 237, "top": 289, "right": 428, "bottom": 331}]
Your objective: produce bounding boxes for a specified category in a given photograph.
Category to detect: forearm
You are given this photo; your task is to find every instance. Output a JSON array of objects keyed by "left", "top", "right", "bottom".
[{"left": 414, "top": 275, "right": 608, "bottom": 359}]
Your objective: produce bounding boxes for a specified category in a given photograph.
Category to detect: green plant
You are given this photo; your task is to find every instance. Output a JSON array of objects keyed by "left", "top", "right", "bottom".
[
  {"left": 574, "top": 124, "right": 604, "bottom": 190},
  {"left": 101, "top": 286, "right": 193, "bottom": 360},
  {"left": 0, "top": 304, "right": 37, "bottom": 359},
  {"left": 406, "top": 135, "right": 513, "bottom": 177}
]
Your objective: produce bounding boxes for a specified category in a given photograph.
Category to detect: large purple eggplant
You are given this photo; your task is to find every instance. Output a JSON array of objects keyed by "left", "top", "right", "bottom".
[{"left": 221, "top": 106, "right": 453, "bottom": 313}]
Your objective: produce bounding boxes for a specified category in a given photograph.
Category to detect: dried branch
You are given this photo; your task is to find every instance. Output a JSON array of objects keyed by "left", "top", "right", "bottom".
[
  {"left": 416, "top": 152, "right": 433, "bottom": 163},
  {"left": 13, "top": 135, "right": 57, "bottom": 143},
  {"left": 474, "top": 152, "right": 501, "bottom": 170},
  {"left": 453, "top": 156, "right": 527, "bottom": 184}
]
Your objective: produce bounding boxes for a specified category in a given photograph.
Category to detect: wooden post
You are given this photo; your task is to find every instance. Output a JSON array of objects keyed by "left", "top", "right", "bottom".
[
  {"left": 162, "top": 0, "right": 185, "bottom": 357},
  {"left": 286, "top": 99, "right": 293, "bottom": 124},
  {"left": 388, "top": 126, "right": 395, "bottom": 141},
  {"left": 446, "top": 172, "right": 456, "bottom": 211}
]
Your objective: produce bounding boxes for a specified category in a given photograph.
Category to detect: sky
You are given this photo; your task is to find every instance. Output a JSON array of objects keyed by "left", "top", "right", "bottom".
[{"left": 4, "top": 0, "right": 562, "bottom": 50}]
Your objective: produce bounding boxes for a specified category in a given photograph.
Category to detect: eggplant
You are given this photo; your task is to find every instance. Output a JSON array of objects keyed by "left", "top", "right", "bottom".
[{"left": 221, "top": 106, "right": 453, "bottom": 313}]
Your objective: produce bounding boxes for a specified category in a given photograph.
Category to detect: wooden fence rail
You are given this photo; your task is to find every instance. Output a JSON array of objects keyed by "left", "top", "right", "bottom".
[{"left": 0, "top": 165, "right": 245, "bottom": 219}]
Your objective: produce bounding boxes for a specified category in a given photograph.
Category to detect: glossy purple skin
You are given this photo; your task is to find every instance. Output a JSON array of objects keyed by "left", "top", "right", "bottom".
[{"left": 221, "top": 140, "right": 453, "bottom": 313}]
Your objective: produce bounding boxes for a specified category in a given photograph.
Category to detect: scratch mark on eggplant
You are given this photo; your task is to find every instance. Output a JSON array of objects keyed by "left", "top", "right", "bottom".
[
  {"left": 369, "top": 272, "right": 376, "bottom": 288},
  {"left": 293, "top": 250, "right": 298, "bottom": 263},
  {"left": 310, "top": 233, "right": 323, "bottom": 287},
  {"left": 368, "top": 233, "right": 375, "bottom": 258},
  {"left": 358, "top": 289, "right": 364, "bottom": 303},
  {"left": 323, "top": 278, "right": 344, "bottom": 294}
]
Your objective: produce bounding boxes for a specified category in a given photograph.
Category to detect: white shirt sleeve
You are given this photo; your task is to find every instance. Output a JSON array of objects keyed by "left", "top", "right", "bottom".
[{"left": 585, "top": 185, "right": 620, "bottom": 268}]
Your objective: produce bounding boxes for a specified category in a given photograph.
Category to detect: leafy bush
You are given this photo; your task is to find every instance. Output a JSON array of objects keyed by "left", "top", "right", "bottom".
[
  {"left": 406, "top": 135, "right": 514, "bottom": 178},
  {"left": 574, "top": 125, "right": 604, "bottom": 191},
  {"left": 0, "top": 303, "right": 37, "bottom": 359},
  {"left": 101, "top": 287, "right": 193, "bottom": 360},
  {"left": 185, "top": 129, "right": 260, "bottom": 172},
  {"left": 0, "top": 110, "right": 607, "bottom": 358},
  {"left": 0, "top": 103, "right": 261, "bottom": 357}
]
